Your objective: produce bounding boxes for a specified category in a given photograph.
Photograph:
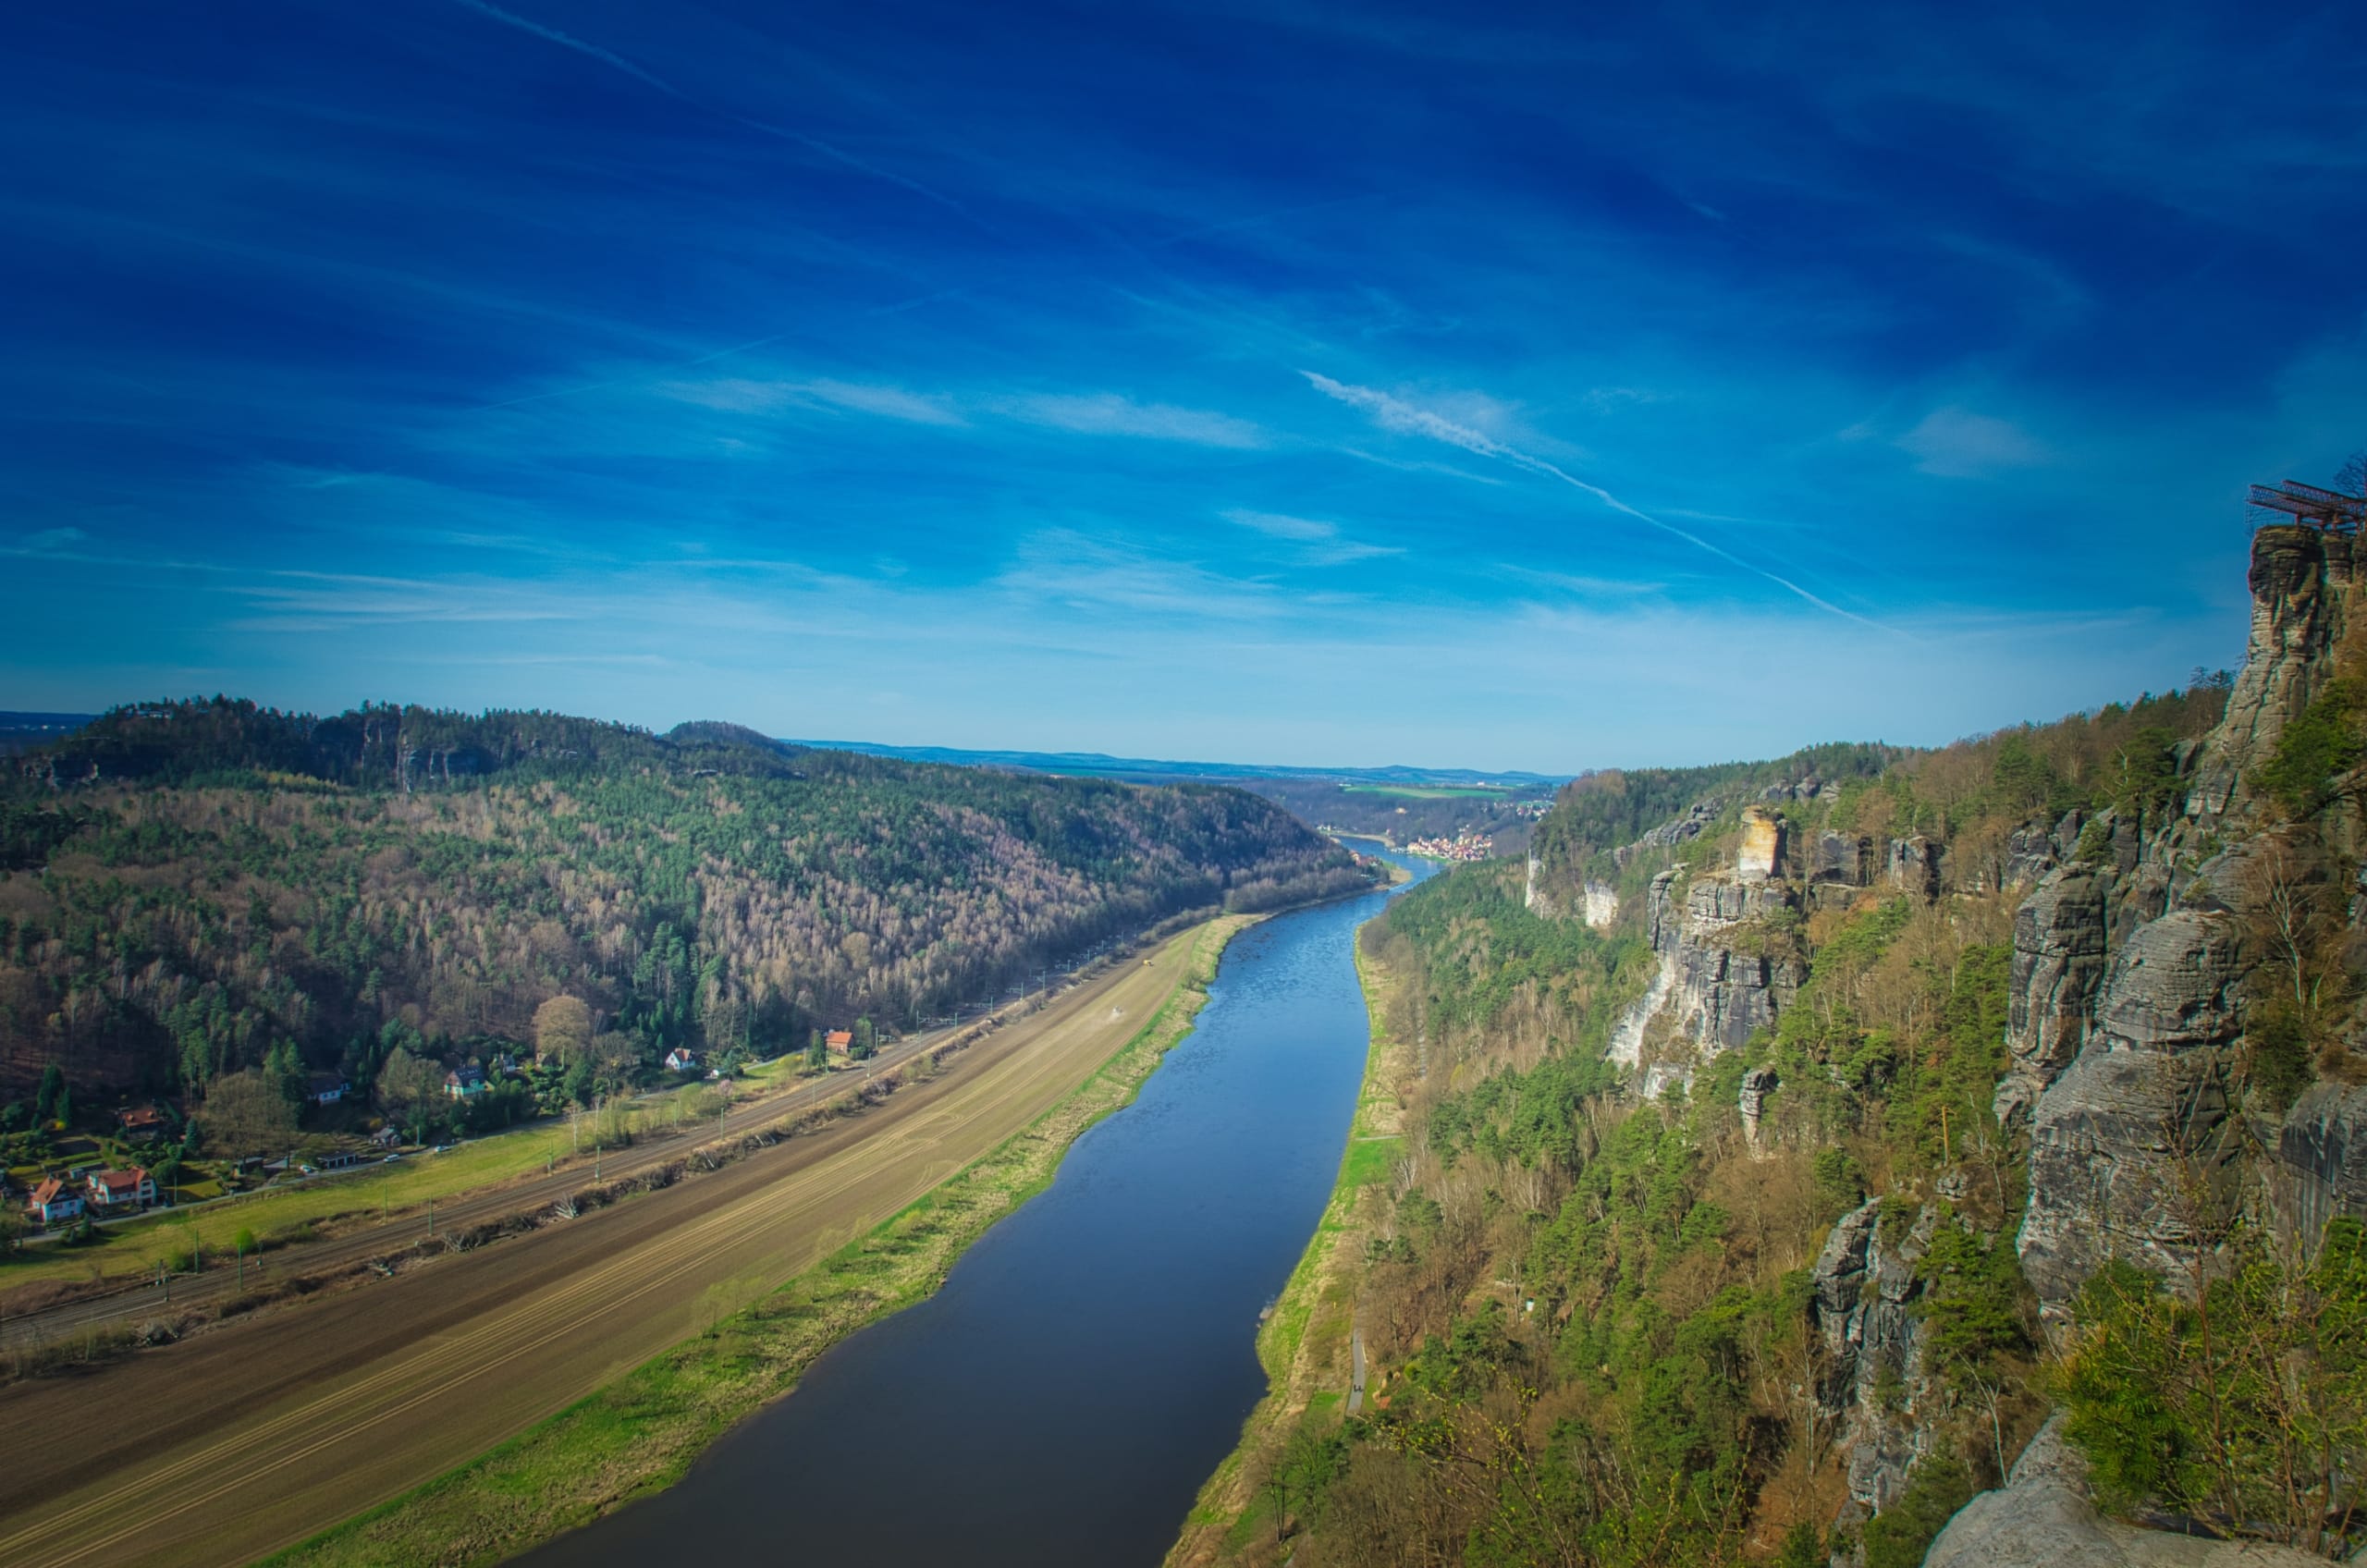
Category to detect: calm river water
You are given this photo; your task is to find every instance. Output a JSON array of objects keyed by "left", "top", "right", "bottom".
[{"left": 519, "top": 839, "right": 1430, "bottom": 1568}]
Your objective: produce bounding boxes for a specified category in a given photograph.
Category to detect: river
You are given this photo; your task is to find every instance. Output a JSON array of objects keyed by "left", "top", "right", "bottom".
[{"left": 518, "top": 839, "right": 1431, "bottom": 1568}]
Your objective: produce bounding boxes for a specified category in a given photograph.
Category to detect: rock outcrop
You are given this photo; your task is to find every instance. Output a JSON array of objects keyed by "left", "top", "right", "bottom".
[
  {"left": 2188, "top": 526, "right": 2355, "bottom": 824},
  {"left": 1994, "top": 866, "right": 2112, "bottom": 1130},
  {"left": 1739, "top": 804, "right": 1784, "bottom": 881},
  {"left": 1926, "top": 1415, "right": 2328, "bottom": 1568},
  {"left": 2013, "top": 525, "right": 2362, "bottom": 1315},
  {"left": 1523, "top": 851, "right": 1552, "bottom": 916},
  {"left": 1582, "top": 880, "right": 1618, "bottom": 929},
  {"left": 1632, "top": 871, "right": 1805, "bottom": 1061},
  {"left": 1809, "top": 830, "right": 1870, "bottom": 887},
  {"left": 2273, "top": 1081, "right": 2367, "bottom": 1249},
  {"left": 1738, "top": 1065, "right": 1778, "bottom": 1150},
  {"left": 1810, "top": 1200, "right": 1934, "bottom": 1512},
  {"left": 1886, "top": 835, "right": 1942, "bottom": 900},
  {"left": 1615, "top": 799, "right": 1722, "bottom": 866}
]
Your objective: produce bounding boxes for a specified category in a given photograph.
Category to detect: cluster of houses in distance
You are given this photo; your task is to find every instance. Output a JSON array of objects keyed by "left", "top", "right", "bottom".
[
  {"left": 7, "top": 1025, "right": 870, "bottom": 1235},
  {"left": 1404, "top": 831, "right": 1494, "bottom": 863}
]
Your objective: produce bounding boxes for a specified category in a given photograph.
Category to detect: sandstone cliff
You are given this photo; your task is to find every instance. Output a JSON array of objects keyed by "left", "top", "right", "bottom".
[{"left": 2011, "top": 526, "right": 2367, "bottom": 1317}]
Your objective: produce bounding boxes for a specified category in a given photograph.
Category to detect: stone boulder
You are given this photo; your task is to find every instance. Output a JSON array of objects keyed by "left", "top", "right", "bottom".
[{"left": 1926, "top": 1414, "right": 2330, "bottom": 1568}]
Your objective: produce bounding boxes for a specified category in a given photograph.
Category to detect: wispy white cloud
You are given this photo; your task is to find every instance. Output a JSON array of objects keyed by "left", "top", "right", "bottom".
[
  {"left": 656, "top": 375, "right": 965, "bottom": 425},
  {"left": 1582, "top": 386, "right": 1673, "bottom": 413},
  {"left": 1337, "top": 447, "right": 1503, "bottom": 484},
  {"left": 1497, "top": 564, "right": 1667, "bottom": 597},
  {"left": 1303, "top": 372, "right": 1896, "bottom": 632},
  {"left": 997, "top": 392, "right": 1265, "bottom": 447},
  {"left": 16, "top": 527, "right": 88, "bottom": 555},
  {"left": 1224, "top": 508, "right": 1336, "bottom": 542},
  {"left": 992, "top": 530, "right": 1286, "bottom": 619},
  {"left": 1895, "top": 406, "right": 2052, "bottom": 478},
  {"left": 1222, "top": 508, "right": 1402, "bottom": 564}
]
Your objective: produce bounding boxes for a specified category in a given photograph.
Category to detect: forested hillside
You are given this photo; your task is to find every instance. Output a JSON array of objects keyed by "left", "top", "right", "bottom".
[
  {"left": 0, "top": 699, "right": 1370, "bottom": 1110},
  {"left": 1226, "top": 668, "right": 2254, "bottom": 1568}
]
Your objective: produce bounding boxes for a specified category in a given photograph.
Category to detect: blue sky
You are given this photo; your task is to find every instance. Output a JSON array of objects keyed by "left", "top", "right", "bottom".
[{"left": 5, "top": 1, "right": 2366, "bottom": 770}]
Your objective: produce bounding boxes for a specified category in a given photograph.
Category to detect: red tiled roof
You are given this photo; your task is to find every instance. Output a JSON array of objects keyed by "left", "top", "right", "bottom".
[
  {"left": 91, "top": 1168, "right": 149, "bottom": 1197},
  {"left": 30, "top": 1177, "right": 67, "bottom": 1205},
  {"left": 826, "top": 1030, "right": 853, "bottom": 1047}
]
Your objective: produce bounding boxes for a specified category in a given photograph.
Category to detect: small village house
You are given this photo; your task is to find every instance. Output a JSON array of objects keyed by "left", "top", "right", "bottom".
[
  {"left": 26, "top": 1176, "right": 83, "bottom": 1226},
  {"left": 664, "top": 1047, "right": 700, "bottom": 1072},
  {"left": 369, "top": 1124, "right": 402, "bottom": 1148},
  {"left": 307, "top": 1072, "right": 350, "bottom": 1107},
  {"left": 85, "top": 1167, "right": 156, "bottom": 1212},
  {"left": 825, "top": 1029, "right": 854, "bottom": 1055},
  {"left": 443, "top": 1065, "right": 487, "bottom": 1099},
  {"left": 115, "top": 1105, "right": 170, "bottom": 1139}
]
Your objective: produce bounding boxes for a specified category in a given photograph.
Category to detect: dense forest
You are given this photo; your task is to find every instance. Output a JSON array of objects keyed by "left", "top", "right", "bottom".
[
  {"left": 1245, "top": 672, "right": 2247, "bottom": 1568},
  {"left": 0, "top": 699, "right": 1371, "bottom": 1117}
]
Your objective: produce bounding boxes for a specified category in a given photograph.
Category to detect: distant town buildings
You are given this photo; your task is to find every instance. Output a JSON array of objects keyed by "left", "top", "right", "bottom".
[{"left": 1405, "top": 831, "right": 1494, "bottom": 863}]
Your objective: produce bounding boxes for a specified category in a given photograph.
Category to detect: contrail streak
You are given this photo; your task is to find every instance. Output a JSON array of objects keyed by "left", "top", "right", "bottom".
[
  {"left": 446, "top": 0, "right": 982, "bottom": 227},
  {"left": 1303, "top": 372, "right": 1896, "bottom": 633}
]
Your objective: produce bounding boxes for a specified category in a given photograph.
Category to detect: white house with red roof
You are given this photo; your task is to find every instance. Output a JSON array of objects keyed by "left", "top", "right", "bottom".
[
  {"left": 85, "top": 1167, "right": 156, "bottom": 1212},
  {"left": 26, "top": 1177, "right": 83, "bottom": 1226}
]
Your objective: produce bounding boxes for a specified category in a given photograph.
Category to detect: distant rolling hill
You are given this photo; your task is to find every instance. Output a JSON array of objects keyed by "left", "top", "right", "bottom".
[
  {"left": 0, "top": 711, "right": 95, "bottom": 755},
  {"left": 787, "top": 738, "right": 1564, "bottom": 790}
]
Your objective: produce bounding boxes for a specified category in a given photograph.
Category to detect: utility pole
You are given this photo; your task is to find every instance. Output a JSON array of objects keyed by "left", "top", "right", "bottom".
[{"left": 427, "top": 1198, "right": 434, "bottom": 1239}]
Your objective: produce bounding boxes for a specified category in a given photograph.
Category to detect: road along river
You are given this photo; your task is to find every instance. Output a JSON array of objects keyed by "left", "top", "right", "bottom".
[{"left": 521, "top": 840, "right": 1432, "bottom": 1568}]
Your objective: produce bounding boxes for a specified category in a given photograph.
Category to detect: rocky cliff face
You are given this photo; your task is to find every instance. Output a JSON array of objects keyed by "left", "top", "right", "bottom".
[
  {"left": 1810, "top": 1200, "right": 1936, "bottom": 1513},
  {"left": 1613, "top": 866, "right": 1808, "bottom": 1079},
  {"left": 2012, "top": 526, "right": 2367, "bottom": 1315}
]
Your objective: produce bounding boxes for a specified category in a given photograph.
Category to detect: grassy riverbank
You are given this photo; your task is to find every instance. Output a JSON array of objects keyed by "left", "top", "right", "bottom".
[
  {"left": 1165, "top": 928, "right": 1411, "bottom": 1568},
  {"left": 263, "top": 914, "right": 1256, "bottom": 1568}
]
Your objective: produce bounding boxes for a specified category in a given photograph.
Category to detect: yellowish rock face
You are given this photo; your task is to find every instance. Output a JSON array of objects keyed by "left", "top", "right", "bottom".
[{"left": 1737, "top": 805, "right": 1784, "bottom": 880}]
